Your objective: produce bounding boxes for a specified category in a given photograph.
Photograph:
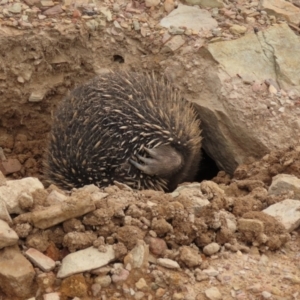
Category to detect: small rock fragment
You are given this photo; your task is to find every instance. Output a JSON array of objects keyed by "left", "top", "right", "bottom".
[
  {"left": 0, "top": 219, "right": 18, "bottom": 249},
  {"left": 157, "top": 258, "right": 180, "bottom": 269},
  {"left": 25, "top": 248, "right": 55, "bottom": 272}
]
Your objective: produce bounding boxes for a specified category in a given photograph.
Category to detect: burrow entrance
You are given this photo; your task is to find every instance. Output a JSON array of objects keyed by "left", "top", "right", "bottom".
[{"left": 0, "top": 28, "right": 220, "bottom": 188}]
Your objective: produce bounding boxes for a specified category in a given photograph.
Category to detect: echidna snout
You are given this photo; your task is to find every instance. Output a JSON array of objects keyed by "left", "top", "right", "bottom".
[
  {"left": 130, "top": 145, "right": 183, "bottom": 177},
  {"left": 44, "top": 71, "right": 202, "bottom": 192}
]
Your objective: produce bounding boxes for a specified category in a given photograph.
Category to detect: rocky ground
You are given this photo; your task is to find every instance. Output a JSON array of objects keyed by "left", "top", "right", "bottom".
[
  {"left": 0, "top": 0, "right": 300, "bottom": 299},
  {"left": 1, "top": 146, "right": 300, "bottom": 300}
]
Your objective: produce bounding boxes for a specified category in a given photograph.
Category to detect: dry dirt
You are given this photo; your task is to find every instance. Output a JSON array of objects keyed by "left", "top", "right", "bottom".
[{"left": 0, "top": 1, "right": 300, "bottom": 299}]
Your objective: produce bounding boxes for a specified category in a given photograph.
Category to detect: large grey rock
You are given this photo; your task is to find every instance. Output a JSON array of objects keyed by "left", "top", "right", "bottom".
[
  {"left": 160, "top": 4, "right": 218, "bottom": 32},
  {"left": 192, "top": 23, "right": 300, "bottom": 173}
]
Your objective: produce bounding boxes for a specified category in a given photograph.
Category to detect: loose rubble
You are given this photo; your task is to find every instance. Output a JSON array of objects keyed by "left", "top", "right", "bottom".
[
  {"left": 0, "top": 142, "right": 300, "bottom": 299},
  {"left": 0, "top": 0, "right": 300, "bottom": 299}
]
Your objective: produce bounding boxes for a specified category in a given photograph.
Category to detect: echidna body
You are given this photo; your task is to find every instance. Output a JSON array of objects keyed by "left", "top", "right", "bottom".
[{"left": 45, "top": 71, "right": 202, "bottom": 192}]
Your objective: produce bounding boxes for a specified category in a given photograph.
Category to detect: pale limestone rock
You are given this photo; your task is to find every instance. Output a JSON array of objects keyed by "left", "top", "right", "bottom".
[
  {"left": 268, "top": 174, "right": 300, "bottom": 199},
  {"left": 160, "top": 4, "right": 218, "bottom": 32},
  {"left": 263, "top": 199, "right": 300, "bottom": 232},
  {"left": 193, "top": 23, "right": 300, "bottom": 174},
  {"left": 157, "top": 258, "right": 180, "bottom": 269},
  {"left": 31, "top": 193, "right": 95, "bottom": 229},
  {"left": 25, "top": 248, "right": 56, "bottom": 272},
  {"left": 0, "top": 245, "right": 35, "bottom": 298},
  {"left": 0, "top": 219, "right": 18, "bottom": 249},
  {"left": 0, "top": 177, "right": 44, "bottom": 214},
  {"left": 57, "top": 245, "right": 115, "bottom": 278}
]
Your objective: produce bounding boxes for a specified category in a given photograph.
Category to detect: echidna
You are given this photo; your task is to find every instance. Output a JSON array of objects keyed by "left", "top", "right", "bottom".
[{"left": 44, "top": 71, "right": 202, "bottom": 192}]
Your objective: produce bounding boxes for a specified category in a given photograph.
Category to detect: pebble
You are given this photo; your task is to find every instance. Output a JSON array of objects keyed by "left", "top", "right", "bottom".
[
  {"left": 203, "top": 242, "right": 220, "bottom": 256},
  {"left": 157, "top": 258, "right": 180, "bottom": 269},
  {"left": 204, "top": 287, "right": 222, "bottom": 300}
]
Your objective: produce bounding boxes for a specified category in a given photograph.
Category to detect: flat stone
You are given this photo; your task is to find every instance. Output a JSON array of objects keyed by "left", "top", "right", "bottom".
[
  {"left": 260, "top": 0, "right": 300, "bottom": 25},
  {"left": 208, "top": 23, "right": 300, "bottom": 86},
  {"left": 0, "top": 219, "right": 18, "bottom": 249},
  {"left": 31, "top": 192, "right": 95, "bottom": 229},
  {"left": 25, "top": 248, "right": 56, "bottom": 272},
  {"left": 157, "top": 258, "right": 180, "bottom": 269},
  {"left": 0, "top": 158, "right": 22, "bottom": 175},
  {"left": 57, "top": 246, "right": 115, "bottom": 278},
  {"left": 0, "top": 177, "right": 44, "bottom": 214},
  {"left": 160, "top": 4, "right": 218, "bottom": 32},
  {"left": 268, "top": 174, "right": 300, "bottom": 199},
  {"left": 263, "top": 199, "right": 300, "bottom": 232},
  {"left": 0, "top": 245, "right": 35, "bottom": 298}
]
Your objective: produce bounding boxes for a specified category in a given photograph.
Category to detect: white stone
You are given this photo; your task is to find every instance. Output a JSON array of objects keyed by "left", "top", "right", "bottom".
[
  {"left": 0, "top": 219, "right": 18, "bottom": 249},
  {"left": 0, "top": 177, "right": 44, "bottom": 214},
  {"left": 25, "top": 248, "right": 56, "bottom": 272},
  {"left": 268, "top": 174, "right": 300, "bottom": 199},
  {"left": 160, "top": 4, "right": 218, "bottom": 32},
  {"left": 205, "top": 287, "right": 222, "bottom": 300},
  {"left": 157, "top": 258, "right": 180, "bottom": 269},
  {"left": 263, "top": 199, "right": 300, "bottom": 232},
  {"left": 57, "top": 246, "right": 116, "bottom": 278}
]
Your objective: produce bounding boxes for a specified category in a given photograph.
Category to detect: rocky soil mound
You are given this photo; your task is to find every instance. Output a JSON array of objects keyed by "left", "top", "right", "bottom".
[{"left": 0, "top": 146, "right": 300, "bottom": 300}]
